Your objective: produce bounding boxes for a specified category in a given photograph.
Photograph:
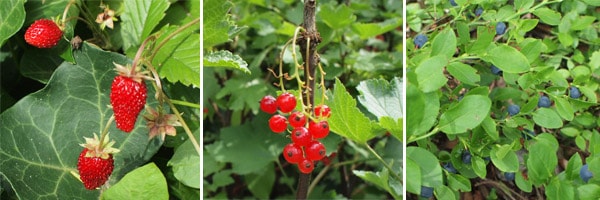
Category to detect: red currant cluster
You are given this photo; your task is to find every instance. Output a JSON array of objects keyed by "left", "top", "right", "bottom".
[{"left": 260, "top": 92, "right": 331, "bottom": 174}]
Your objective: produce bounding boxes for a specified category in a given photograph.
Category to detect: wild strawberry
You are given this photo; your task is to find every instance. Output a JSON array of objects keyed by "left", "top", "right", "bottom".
[
  {"left": 77, "top": 133, "right": 120, "bottom": 190},
  {"left": 110, "top": 63, "right": 148, "bottom": 132},
  {"left": 24, "top": 19, "right": 63, "bottom": 48}
]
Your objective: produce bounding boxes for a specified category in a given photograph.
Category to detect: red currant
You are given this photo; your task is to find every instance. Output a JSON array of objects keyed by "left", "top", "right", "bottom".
[
  {"left": 305, "top": 140, "right": 326, "bottom": 161},
  {"left": 314, "top": 105, "right": 331, "bottom": 118},
  {"left": 283, "top": 143, "right": 303, "bottom": 164},
  {"left": 288, "top": 111, "right": 307, "bottom": 128},
  {"left": 269, "top": 115, "right": 287, "bottom": 133},
  {"left": 297, "top": 158, "right": 314, "bottom": 174},
  {"left": 276, "top": 92, "right": 297, "bottom": 113},
  {"left": 259, "top": 95, "right": 277, "bottom": 114},
  {"left": 309, "top": 120, "right": 329, "bottom": 139},
  {"left": 291, "top": 127, "right": 311, "bottom": 147}
]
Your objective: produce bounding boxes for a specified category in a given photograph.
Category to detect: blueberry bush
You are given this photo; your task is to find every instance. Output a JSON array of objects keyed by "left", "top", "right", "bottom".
[
  {"left": 0, "top": 0, "right": 200, "bottom": 199},
  {"left": 407, "top": 0, "right": 600, "bottom": 199},
  {"left": 203, "top": 0, "right": 402, "bottom": 199}
]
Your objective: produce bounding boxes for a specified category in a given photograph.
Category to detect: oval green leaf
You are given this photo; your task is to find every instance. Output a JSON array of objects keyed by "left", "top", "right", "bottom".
[
  {"left": 438, "top": 95, "right": 491, "bottom": 134},
  {"left": 482, "top": 45, "right": 531, "bottom": 73}
]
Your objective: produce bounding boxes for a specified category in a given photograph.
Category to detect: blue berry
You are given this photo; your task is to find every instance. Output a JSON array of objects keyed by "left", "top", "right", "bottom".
[
  {"left": 462, "top": 151, "right": 472, "bottom": 164},
  {"left": 421, "top": 186, "right": 434, "bottom": 198},
  {"left": 570, "top": 86, "right": 581, "bottom": 99},
  {"left": 580, "top": 164, "right": 593, "bottom": 183},
  {"left": 491, "top": 65, "right": 502, "bottom": 75},
  {"left": 414, "top": 34, "right": 428, "bottom": 49},
  {"left": 508, "top": 104, "right": 520, "bottom": 116},
  {"left": 496, "top": 22, "right": 507, "bottom": 35},
  {"left": 443, "top": 162, "right": 458, "bottom": 174},
  {"left": 505, "top": 172, "right": 515, "bottom": 181},
  {"left": 475, "top": 7, "right": 483, "bottom": 16},
  {"left": 449, "top": 0, "right": 457, "bottom": 6},
  {"left": 538, "top": 95, "right": 551, "bottom": 108}
]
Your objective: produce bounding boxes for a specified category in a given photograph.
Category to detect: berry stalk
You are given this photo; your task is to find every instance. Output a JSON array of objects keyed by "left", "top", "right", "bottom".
[{"left": 98, "top": 115, "right": 115, "bottom": 150}]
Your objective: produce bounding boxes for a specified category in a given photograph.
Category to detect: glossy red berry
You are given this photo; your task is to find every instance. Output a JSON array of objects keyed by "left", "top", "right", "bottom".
[
  {"left": 283, "top": 143, "right": 304, "bottom": 164},
  {"left": 269, "top": 115, "right": 287, "bottom": 133},
  {"left": 24, "top": 19, "right": 63, "bottom": 48},
  {"left": 276, "top": 92, "right": 297, "bottom": 113},
  {"left": 260, "top": 95, "right": 277, "bottom": 114},
  {"left": 305, "top": 141, "right": 326, "bottom": 161},
  {"left": 291, "top": 127, "right": 311, "bottom": 147},
  {"left": 297, "top": 158, "right": 314, "bottom": 174},
  {"left": 314, "top": 105, "right": 331, "bottom": 118},
  {"left": 288, "top": 112, "right": 307, "bottom": 128},
  {"left": 309, "top": 120, "right": 330, "bottom": 139}
]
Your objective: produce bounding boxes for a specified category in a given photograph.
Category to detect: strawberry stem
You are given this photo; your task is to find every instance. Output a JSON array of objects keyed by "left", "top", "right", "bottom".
[
  {"left": 60, "top": 0, "right": 77, "bottom": 28},
  {"left": 131, "top": 35, "right": 157, "bottom": 76},
  {"left": 98, "top": 115, "right": 115, "bottom": 150}
]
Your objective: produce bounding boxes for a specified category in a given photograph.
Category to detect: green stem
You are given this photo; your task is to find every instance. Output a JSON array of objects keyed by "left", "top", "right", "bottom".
[
  {"left": 364, "top": 143, "right": 402, "bottom": 182},
  {"left": 98, "top": 115, "right": 115, "bottom": 150},
  {"left": 165, "top": 96, "right": 201, "bottom": 155},
  {"left": 170, "top": 99, "right": 201, "bottom": 109},
  {"left": 407, "top": 127, "right": 440, "bottom": 143}
]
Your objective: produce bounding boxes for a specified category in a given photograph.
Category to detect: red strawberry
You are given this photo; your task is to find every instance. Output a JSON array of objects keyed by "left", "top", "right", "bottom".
[
  {"left": 110, "top": 63, "right": 148, "bottom": 132},
  {"left": 24, "top": 19, "right": 63, "bottom": 48},
  {"left": 77, "top": 133, "right": 120, "bottom": 190}
]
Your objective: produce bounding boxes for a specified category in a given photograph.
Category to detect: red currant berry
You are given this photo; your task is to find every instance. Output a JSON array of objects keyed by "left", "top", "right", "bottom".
[
  {"left": 309, "top": 120, "right": 329, "bottom": 139},
  {"left": 288, "top": 111, "right": 307, "bottom": 128},
  {"left": 283, "top": 143, "right": 303, "bottom": 164},
  {"left": 297, "top": 158, "right": 314, "bottom": 174},
  {"left": 269, "top": 115, "right": 287, "bottom": 133},
  {"left": 314, "top": 105, "right": 331, "bottom": 118},
  {"left": 259, "top": 95, "right": 277, "bottom": 114},
  {"left": 305, "top": 141, "right": 326, "bottom": 161},
  {"left": 276, "top": 92, "right": 297, "bottom": 113},
  {"left": 291, "top": 127, "right": 311, "bottom": 147}
]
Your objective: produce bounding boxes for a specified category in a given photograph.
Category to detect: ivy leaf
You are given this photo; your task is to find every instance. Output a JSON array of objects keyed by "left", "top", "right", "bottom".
[
  {"left": 121, "top": 0, "right": 170, "bottom": 51},
  {"left": 356, "top": 77, "right": 403, "bottom": 120},
  {"left": 0, "top": 43, "right": 162, "bottom": 199},
  {"left": 0, "top": 0, "right": 25, "bottom": 46},
  {"left": 153, "top": 25, "right": 201, "bottom": 87},
  {"left": 204, "top": 50, "right": 250, "bottom": 74},
  {"left": 327, "top": 78, "right": 375, "bottom": 144},
  {"left": 101, "top": 163, "right": 168, "bottom": 200}
]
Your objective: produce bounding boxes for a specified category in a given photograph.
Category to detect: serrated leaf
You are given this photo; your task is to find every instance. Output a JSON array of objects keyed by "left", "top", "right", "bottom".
[
  {"left": 121, "top": 0, "right": 170, "bottom": 51},
  {"left": 319, "top": 2, "right": 356, "bottom": 29},
  {"left": 482, "top": 45, "right": 530, "bottom": 73},
  {"left": 215, "top": 78, "right": 266, "bottom": 111},
  {"left": 379, "top": 117, "right": 402, "bottom": 142},
  {"left": 0, "top": 0, "right": 25, "bottom": 46},
  {"left": 153, "top": 25, "right": 201, "bottom": 87},
  {"left": 356, "top": 77, "right": 403, "bottom": 120},
  {"left": 0, "top": 43, "right": 162, "bottom": 199},
  {"left": 204, "top": 50, "right": 250, "bottom": 74},
  {"left": 101, "top": 163, "right": 168, "bottom": 200},
  {"left": 351, "top": 18, "right": 402, "bottom": 40},
  {"left": 353, "top": 168, "right": 401, "bottom": 199},
  {"left": 203, "top": 0, "right": 233, "bottom": 48},
  {"left": 167, "top": 131, "right": 200, "bottom": 189},
  {"left": 246, "top": 164, "right": 275, "bottom": 199},
  {"left": 326, "top": 78, "right": 375, "bottom": 144},
  {"left": 438, "top": 95, "right": 491, "bottom": 134}
]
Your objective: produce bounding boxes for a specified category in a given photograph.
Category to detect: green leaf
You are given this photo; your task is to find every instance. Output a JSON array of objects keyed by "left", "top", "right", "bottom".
[
  {"left": 121, "top": 0, "right": 170, "bottom": 51},
  {"left": 0, "top": 43, "right": 162, "bottom": 199},
  {"left": 532, "top": 108, "right": 563, "bottom": 129},
  {"left": 438, "top": 95, "right": 491, "bottom": 134},
  {"left": 406, "top": 147, "right": 443, "bottom": 187},
  {"left": 20, "top": 48, "right": 63, "bottom": 84},
  {"left": 482, "top": 45, "right": 531, "bottom": 73},
  {"left": 152, "top": 25, "right": 201, "bottom": 87},
  {"left": 582, "top": 0, "right": 600, "bottom": 6},
  {"left": 0, "top": 0, "right": 25, "bottom": 46},
  {"left": 527, "top": 137, "right": 558, "bottom": 185},
  {"left": 554, "top": 96, "right": 574, "bottom": 121},
  {"left": 351, "top": 18, "right": 402, "bottom": 40},
  {"left": 405, "top": 158, "right": 422, "bottom": 194},
  {"left": 515, "top": 172, "right": 533, "bottom": 192},
  {"left": 546, "top": 177, "right": 575, "bottom": 199},
  {"left": 203, "top": 0, "right": 234, "bottom": 48},
  {"left": 578, "top": 184, "right": 600, "bottom": 200},
  {"left": 167, "top": 131, "right": 200, "bottom": 189},
  {"left": 447, "top": 174, "right": 471, "bottom": 192},
  {"left": 101, "top": 163, "right": 168, "bottom": 200},
  {"left": 446, "top": 62, "right": 480, "bottom": 86},
  {"left": 215, "top": 78, "right": 267, "bottom": 111},
  {"left": 415, "top": 55, "right": 448, "bottom": 93},
  {"left": 204, "top": 50, "right": 250, "bottom": 74},
  {"left": 435, "top": 185, "right": 456, "bottom": 200},
  {"left": 356, "top": 77, "right": 403, "bottom": 120},
  {"left": 430, "top": 28, "right": 457, "bottom": 59},
  {"left": 379, "top": 117, "right": 402, "bottom": 142},
  {"left": 406, "top": 82, "right": 439, "bottom": 140},
  {"left": 532, "top": 7, "right": 561, "bottom": 26},
  {"left": 353, "top": 168, "right": 400, "bottom": 199},
  {"left": 246, "top": 164, "right": 275, "bottom": 199},
  {"left": 490, "top": 145, "right": 519, "bottom": 172},
  {"left": 327, "top": 78, "right": 375, "bottom": 144},
  {"left": 319, "top": 2, "right": 356, "bottom": 29}
]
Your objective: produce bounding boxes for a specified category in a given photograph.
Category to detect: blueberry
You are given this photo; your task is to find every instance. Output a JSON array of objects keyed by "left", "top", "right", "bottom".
[
  {"left": 538, "top": 95, "right": 551, "bottom": 108},
  {"left": 491, "top": 65, "right": 502, "bottom": 75},
  {"left": 508, "top": 104, "right": 520, "bottom": 116},
  {"left": 496, "top": 22, "right": 507, "bottom": 35},
  {"left": 462, "top": 151, "right": 472, "bottom": 164},
  {"left": 414, "top": 34, "right": 428, "bottom": 49},
  {"left": 570, "top": 86, "right": 581, "bottom": 99},
  {"left": 450, "top": 0, "right": 457, "bottom": 6},
  {"left": 580, "top": 164, "right": 593, "bottom": 183},
  {"left": 420, "top": 186, "right": 434, "bottom": 198},
  {"left": 475, "top": 7, "right": 483, "bottom": 16},
  {"left": 443, "top": 162, "right": 458, "bottom": 174},
  {"left": 522, "top": 129, "right": 536, "bottom": 140},
  {"left": 505, "top": 172, "right": 515, "bottom": 181}
]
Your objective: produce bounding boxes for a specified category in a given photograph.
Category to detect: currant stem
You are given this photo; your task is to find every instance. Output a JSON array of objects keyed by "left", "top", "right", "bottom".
[
  {"left": 364, "top": 142, "right": 402, "bottom": 182},
  {"left": 98, "top": 115, "right": 115, "bottom": 150}
]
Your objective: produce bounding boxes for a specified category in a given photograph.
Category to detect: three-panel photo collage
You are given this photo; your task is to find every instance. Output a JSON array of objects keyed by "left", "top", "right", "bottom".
[{"left": 1, "top": 0, "right": 599, "bottom": 199}]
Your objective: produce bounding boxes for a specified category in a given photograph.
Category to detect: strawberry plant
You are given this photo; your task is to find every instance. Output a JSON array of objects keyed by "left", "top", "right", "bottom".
[
  {"left": 407, "top": 0, "right": 600, "bottom": 199},
  {"left": 0, "top": 1, "right": 199, "bottom": 199},
  {"left": 203, "top": 0, "right": 402, "bottom": 199}
]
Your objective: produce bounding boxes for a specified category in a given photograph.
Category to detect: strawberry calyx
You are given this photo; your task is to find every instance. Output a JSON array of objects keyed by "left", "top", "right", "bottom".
[
  {"left": 113, "top": 62, "right": 153, "bottom": 83},
  {"left": 143, "top": 107, "right": 181, "bottom": 141},
  {"left": 79, "top": 133, "right": 120, "bottom": 160}
]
